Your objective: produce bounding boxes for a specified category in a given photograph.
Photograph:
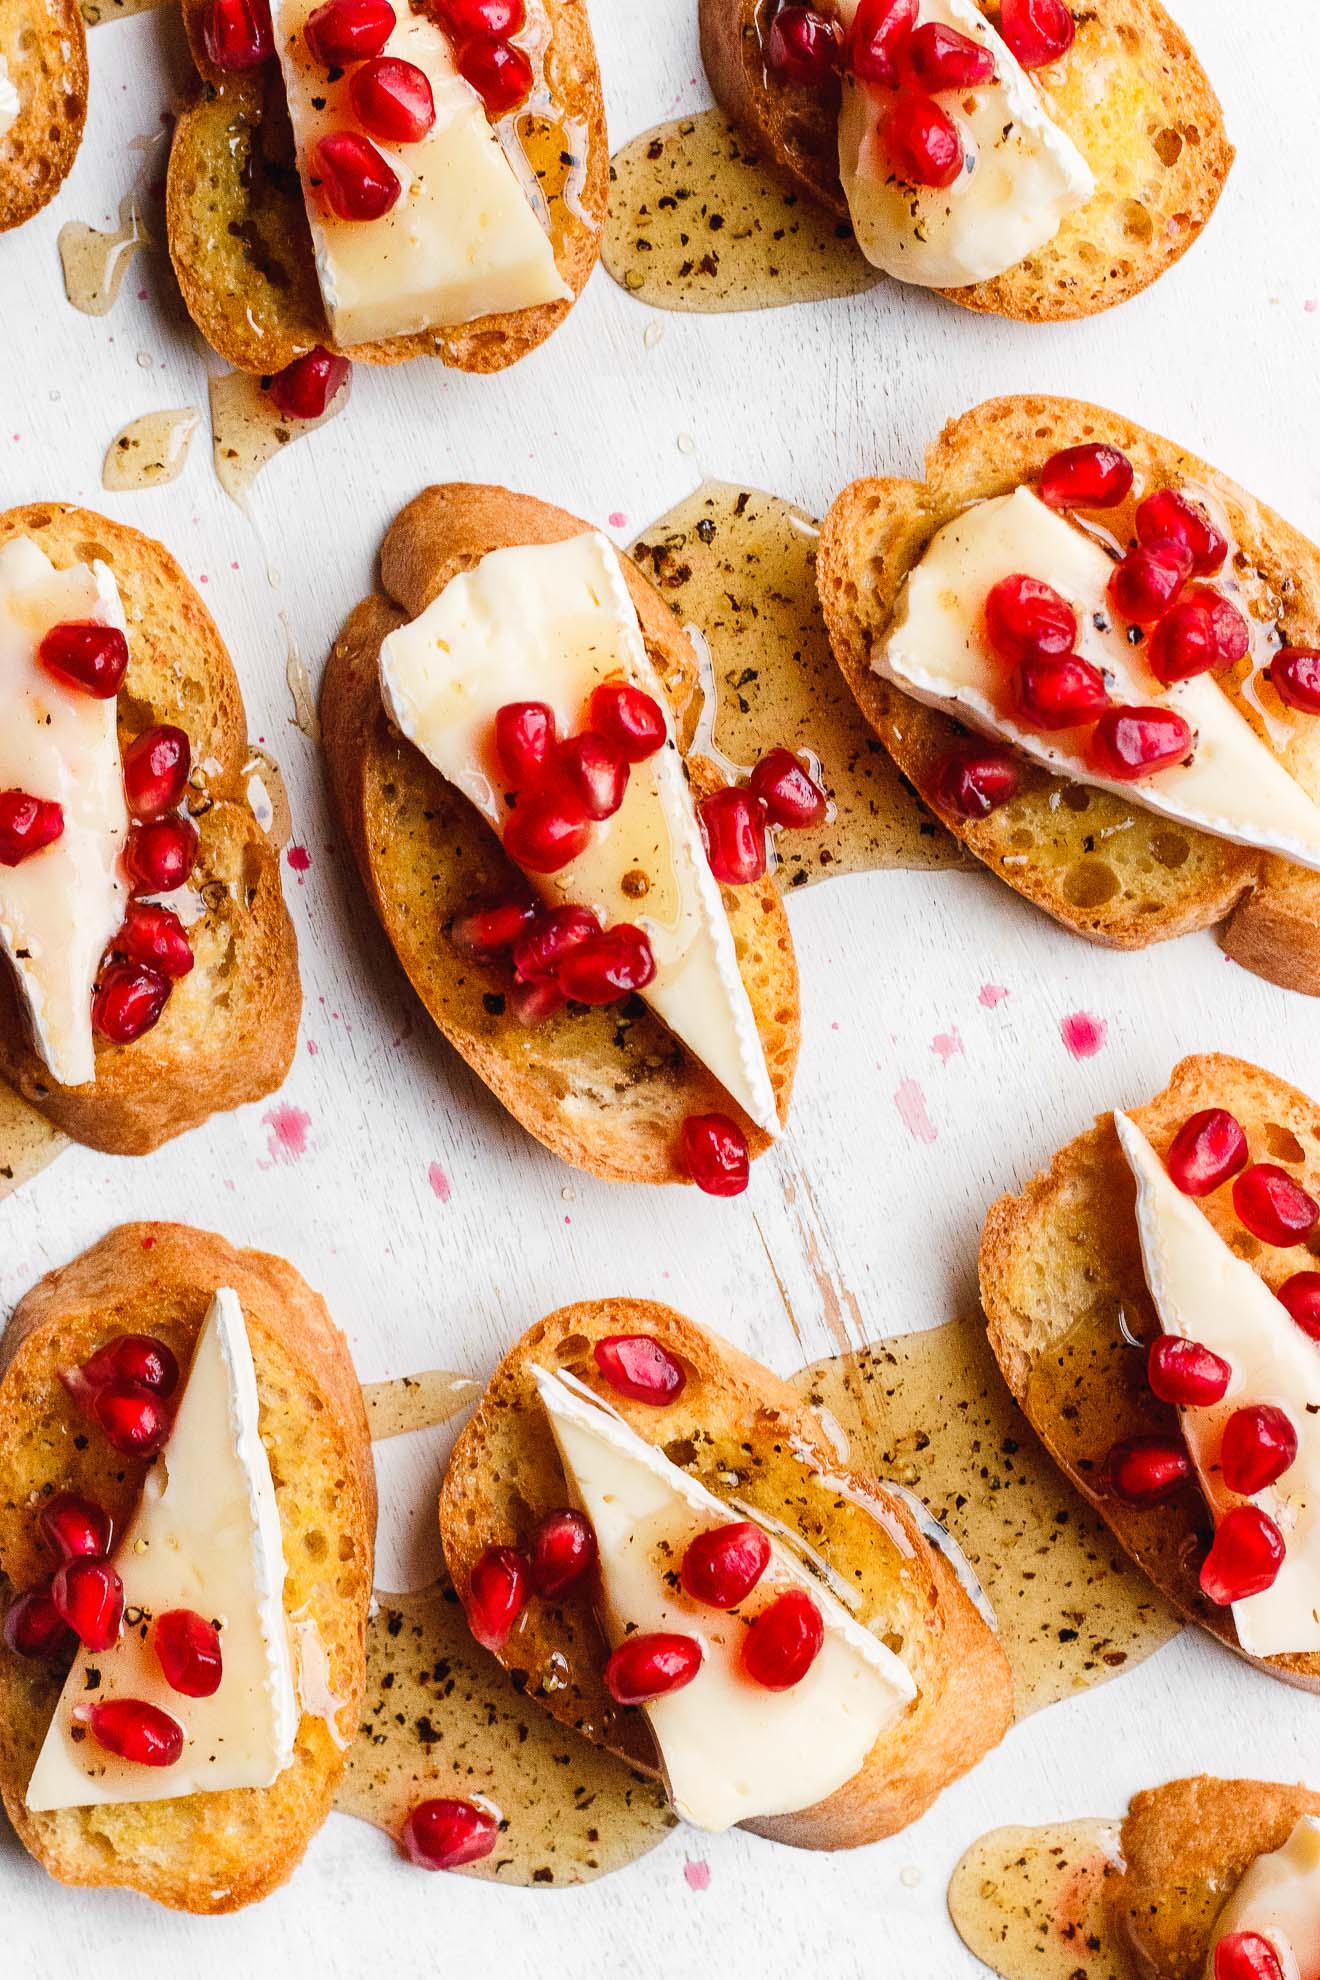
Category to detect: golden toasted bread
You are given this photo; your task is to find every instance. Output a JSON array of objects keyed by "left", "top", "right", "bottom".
[
  {"left": 0, "top": 0, "right": 87, "bottom": 232},
  {"left": 166, "top": 0, "right": 607, "bottom": 375},
  {"left": 321, "top": 483, "right": 800, "bottom": 1187},
  {"left": 0, "top": 504, "right": 301, "bottom": 1155},
  {"left": 819, "top": 395, "right": 1320, "bottom": 996},
  {"left": 441, "top": 1299, "right": 1014, "bottom": 1849},
  {"left": 0, "top": 1223, "right": 376, "bottom": 1914}
]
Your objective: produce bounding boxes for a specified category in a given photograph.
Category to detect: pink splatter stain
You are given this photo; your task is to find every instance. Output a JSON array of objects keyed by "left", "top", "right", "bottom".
[
  {"left": 427, "top": 1162, "right": 451, "bottom": 1204},
  {"left": 894, "top": 1078, "right": 937, "bottom": 1144},
  {"left": 1307, "top": 299, "right": 1318, "bottom": 315},
  {"left": 608, "top": 510, "right": 628, "bottom": 529},
  {"left": 978, "top": 983, "right": 1010, "bottom": 1009},
  {"left": 287, "top": 845, "right": 311, "bottom": 881},
  {"left": 1060, "top": 1011, "right": 1108, "bottom": 1060},
  {"left": 931, "top": 1028, "right": 963, "bottom": 1065},
  {"left": 684, "top": 1859, "right": 711, "bottom": 1892},
  {"left": 263, "top": 1104, "right": 311, "bottom": 1164}
]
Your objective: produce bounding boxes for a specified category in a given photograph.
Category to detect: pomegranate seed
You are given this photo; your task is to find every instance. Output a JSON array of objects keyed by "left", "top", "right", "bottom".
[
  {"left": 1148, "top": 589, "right": 1250, "bottom": 685},
  {"left": 1166, "top": 1108, "right": 1249, "bottom": 1197},
  {"left": 1088, "top": 706, "right": 1193, "bottom": 782},
  {"left": 81, "top": 1698, "right": 184, "bottom": 1768},
  {"left": 1214, "top": 1934, "right": 1286, "bottom": 1980},
  {"left": 200, "top": 0, "right": 273, "bottom": 68},
  {"left": 1220, "top": 1405, "right": 1298, "bottom": 1497},
  {"left": 1278, "top": 1272, "right": 1320, "bottom": 1341},
  {"left": 984, "top": 574, "right": 1077, "bottom": 664},
  {"left": 1135, "top": 489, "right": 1228, "bottom": 578},
  {"left": 588, "top": 682, "right": 668, "bottom": 763},
  {"left": 904, "top": 20, "right": 995, "bottom": 88},
  {"left": 350, "top": 57, "right": 436, "bottom": 144},
  {"left": 1038, "top": 443, "right": 1134, "bottom": 511},
  {"left": 92, "top": 1379, "right": 172, "bottom": 1456},
  {"left": 40, "top": 1493, "right": 113, "bottom": 1563},
  {"left": 402, "top": 1797, "right": 499, "bottom": 1871},
  {"left": 0, "top": 791, "right": 64, "bottom": 866},
  {"left": 680, "top": 1113, "right": 751, "bottom": 1197},
  {"left": 78, "top": 1334, "right": 179, "bottom": 1397},
  {"left": 312, "top": 132, "right": 400, "bottom": 221},
  {"left": 304, "top": 0, "right": 394, "bottom": 65},
  {"left": 741, "top": 1589, "right": 824, "bottom": 1690},
  {"left": 884, "top": 91, "right": 963, "bottom": 190},
  {"left": 93, "top": 962, "right": 171, "bottom": 1045},
  {"left": 435, "top": 0, "right": 523, "bottom": 34},
  {"left": 604, "top": 1632, "right": 703, "bottom": 1704},
  {"left": 1014, "top": 654, "right": 1109, "bottom": 731},
  {"left": 38, "top": 620, "right": 129, "bottom": 699},
  {"left": 1105, "top": 1435, "right": 1190, "bottom": 1504},
  {"left": 999, "top": 0, "right": 1075, "bottom": 69},
  {"left": 929, "top": 743, "right": 1020, "bottom": 820},
  {"left": 494, "top": 701, "right": 556, "bottom": 789},
  {"left": 509, "top": 977, "right": 565, "bottom": 1026},
  {"left": 593, "top": 1334, "right": 686, "bottom": 1405},
  {"left": 527, "top": 1509, "right": 597, "bottom": 1598},
  {"left": 52, "top": 1557, "right": 124, "bottom": 1651},
  {"left": 450, "top": 895, "right": 536, "bottom": 961},
  {"left": 765, "top": 4, "right": 842, "bottom": 84},
  {"left": 1232, "top": 1164, "right": 1319, "bottom": 1247},
  {"left": 1147, "top": 1336, "right": 1231, "bottom": 1409},
  {"left": 504, "top": 790, "right": 592, "bottom": 874},
  {"left": 556, "top": 924, "right": 656, "bottom": 1004},
  {"left": 511, "top": 904, "right": 598, "bottom": 983},
  {"left": 557, "top": 732, "right": 630, "bottom": 821},
  {"left": 1201, "top": 1504, "right": 1285, "bottom": 1606},
  {"left": 3, "top": 1587, "right": 75, "bottom": 1661},
  {"left": 681, "top": 1522, "right": 771, "bottom": 1609},
  {"left": 698, "top": 787, "right": 767, "bottom": 885},
  {"left": 847, "top": 0, "right": 917, "bottom": 87},
  {"left": 121, "top": 725, "right": 190, "bottom": 819},
  {"left": 1270, "top": 649, "right": 1320, "bottom": 714},
  {"left": 125, "top": 814, "right": 199, "bottom": 893},
  {"left": 1108, "top": 543, "right": 1192, "bottom": 625},
  {"left": 466, "top": 1545, "right": 528, "bottom": 1650},
  {"left": 748, "top": 748, "right": 827, "bottom": 828},
  {"left": 154, "top": 1609, "right": 223, "bottom": 1697},
  {"left": 266, "top": 348, "right": 350, "bottom": 421},
  {"left": 456, "top": 37, "right": 533, "bottom": 116},
  {"left": 119, "top": 903, "right": 194, "bottom": 980}
]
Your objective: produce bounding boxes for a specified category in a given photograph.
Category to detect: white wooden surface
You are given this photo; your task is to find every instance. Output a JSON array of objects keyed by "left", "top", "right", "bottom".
[{"left": 3, "top": 3, "right": 1320, "bottom": 1971}]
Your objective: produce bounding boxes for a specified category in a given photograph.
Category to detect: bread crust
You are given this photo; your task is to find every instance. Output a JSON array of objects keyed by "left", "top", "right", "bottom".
[
  {"left": 0, "top": 504, "right": 301, "bottom": 1154},
  {"left": 699, "top": 0, "right": 1231, "bottom": 322},
  {"left": 819, "top": 394, "right": 1320, "bottom": 994},
  {"left": 0, "top": 1223, "right": 376, "bottom": 1913},
  {"left": 0, "top": 0, "right": 87, "bottom": 232},
  {"left": 440, "top": 1299, "right": 1014, "bottom": 1849},
  {"left": 321, "top": 483, "right": 800, "bottom": 1186}
]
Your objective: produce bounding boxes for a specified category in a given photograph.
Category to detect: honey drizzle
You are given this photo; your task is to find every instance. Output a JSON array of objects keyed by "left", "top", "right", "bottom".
[
  {"left": 0, "top": 1082, "right": 66, "bottom": 1202},
  {"left": 208, "top": 366, "right": 351, "bottom": 513},
  {"left": 361, "top": 1370, "right": 480, "bottom": 1440},
  {"left": 948, "top": 1820, "right": 1133, "bottom": 1980},
  {"left": 101, "top": 409, "right": 200, "bottom": 492},
  {"left": 58, "top": 192, "right": 148, "bottom": 317},
  {"left": 242, "top": 746, "right": 293, "bottom": 850}
]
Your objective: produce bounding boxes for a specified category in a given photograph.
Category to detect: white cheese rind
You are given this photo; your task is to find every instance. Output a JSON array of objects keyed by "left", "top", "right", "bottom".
[
  {"left": 26, "top": 1289, "right": 300, "bottom": 1810},
  {"left": 881, "top": 488, "right": 1320, "bottom": 870},
  {"left": 1115, "top": 1112, "right": 1320, "bottom": 1659},
  {"left": 836, "top": 0, "right": 1094, "bottom": 288},
  {"left": 379, "top": 531, "right": 780, "bottom": 1137},
  {"left": 1206, "top": 1816, "right": 1320, "bottom": 1980},
  {"left": 534, "top": 1365, "right": 915, "bottom": 1832}
]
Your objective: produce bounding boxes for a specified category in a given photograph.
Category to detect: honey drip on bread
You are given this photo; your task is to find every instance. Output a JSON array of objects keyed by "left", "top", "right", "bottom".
[{"left": 948, "top": 1820, "right": 1133, "bottom": 1980}]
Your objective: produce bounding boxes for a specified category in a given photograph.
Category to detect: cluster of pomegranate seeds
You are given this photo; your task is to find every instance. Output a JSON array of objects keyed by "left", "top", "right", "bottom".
[
  {"left": 680, "top": 1112, "right": 752, "bottom": 1197},
  {"left": 154, "top": 1608, "right": 224, "bottom": 1697},
  {"left": 0, "top": 790, "right": 64, "bottom": 866},
  {"left": 493, "top": 687, "right": 660, "bottom": 872},
  {"left": 527, "top": 1509, "right": 596, "bottom": 1598},
  {"left": 95, "top": 716, "right": 199, "bottom": 1046},
  {"left": 402, "top": 1796, "right": 499, "bottom": 1872},
  {"left": 1233, "top": 1163, "right": 1319, "bottom": 1247},
  {"left": 1104, "top": 1434, "right": 1190, "bottom": 1505},
  {"left": 1200, "top": 1505, "right": 1286, "bottom": 1607},
  {"left": 928, "top": 742, "right": 1021, "bottom": 821},
  {"left": 604, "top": 1631, "right": 703, "bottom": 1705},
  {"left": 63, "top": 1332, "right": 178, "bottom": 1458},
  {"left": 699, "top": 747, "right": 827, "bottom": 886},
  {"left": 1215, "top": 1932, "right": 1288, "bottom": 1980},
  {"left": 593, "top": 1333, "right": 687, "bottom": 1405},
  {"left": 39, "top": 620, "right": 129, "bottom": 698},
  {"left": 435, "top": 0, "right": 533, "bottom": 115},
  {"left": 299, "top": 0, "right": 436, "bottom": 224},
  {"left": 200, "top": 0, "right": 273, "bottom": 70},
  {"left": 741, "top": 1588, "right": 824, "bottom": 1690},
  {"left": 680, "top": 1521, "right": 770, "bottom": 1610},
  {"left": 79, "top": 1698, "right": 184, "bottom": 1769},
  {"left": 266, "top": 347, "right": 352, "bottom": 422},
  {"left": 1136, "top": 489, "right": 1228, "bottom": 576},
  {"left": 466, "top": 1544, "right": 528, "bottom": 1650},
  {"left": 981, "top": 567, "right": 1115, "bottom": 742}
]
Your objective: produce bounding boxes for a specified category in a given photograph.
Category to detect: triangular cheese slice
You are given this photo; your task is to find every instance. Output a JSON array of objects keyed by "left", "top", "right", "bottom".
[{"left": 1207, "top": 1815, "right": 1320, "bottom": 1980}]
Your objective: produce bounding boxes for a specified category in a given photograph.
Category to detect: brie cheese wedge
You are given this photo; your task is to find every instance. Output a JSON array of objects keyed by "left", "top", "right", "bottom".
[
  {"left": 26, "top": 1290, "right": 300, "bottom": 1810},
  {"left": 0, "top": 535, "right": 129, "bottom": 1088},
  {"left": 379, "top": 531, "right": 779, "bottom": 1136},
  {"left": 1206, "top": 1816, "right": 1320, "bottom": 1980},
  {"left": 882, "top": 487, "right": 1320, "bottom": 869},
  {"left": 1116, "top": 1112, "right": 1320, "bottom": 1658},
  {"left": 535, "top": 1365, "right": 916, "bottom": 1831}
]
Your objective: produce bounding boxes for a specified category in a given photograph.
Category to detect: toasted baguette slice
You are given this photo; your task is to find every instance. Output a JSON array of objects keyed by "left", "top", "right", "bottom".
[
  {"left": 166, "top": 0, "right": 607, "bottom": 376},
  {"left": 981, "top": 1052, "right": 1320, "bottom": 1693},
  {"left": 321, "top": 484, "right": 799, "bottom": 1186},
  {"left": 0, "top": 503, "right": 301, "bottom": 1155},
  {"left": 0, "top": 0, "right": 87, "bottom": 232},
  {"left": 441, "top": 1300, "right": 1014, "bottom": 1849},
  {"left": 0, "top": 1223, "right": 376, "bottom": 1913},
  {"left": 819, "top": 395, "right": 1320, "bottom": 997},
  {"left": 700, "top": 0, "right": 1230, "bottom": 322}
]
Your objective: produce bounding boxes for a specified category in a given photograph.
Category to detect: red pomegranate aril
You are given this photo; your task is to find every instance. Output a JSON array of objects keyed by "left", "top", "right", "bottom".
[
  {"left": 556, "top": 924, "right": 656, "bottom": 1004},
  {"left": 593, "top": 1334, "right": 686, "bottom": 1405},
  {"left": 0, "top": 791, "right": 63, "bottom": 867},
  {"left": 1146, "top": 1336, "right": 1231, "bottom": 1409},
  {"left": 847, "top": 0, "right": 917, "bottom": 87},
  {"left": 588, "top": 681, "right": 667, "bottom": 763},
  {"left": 604, "top": 1632, "right": 703, "bottom": 1705},
  {"left": 122, "top": 725, "right": 191, "bottom": 819},
  {"left": 304, "top": 0, "right": 394, "bottom": 66},
  {"left": 3, "top": 1587, "right": 75, "bottom": 1661},
  {"left": 93, "top": 1379, "right": 172, "bottom": 1457},
  {"left": 120, "top": 903, "right": 195, "bottom": 980},
  {"left": 1201, "top": 1504, "right": 1286, "bottom": 1606},
  {"left": 1105, "top": 1435, "right": 1191, "bottom": 1504},
  {"left": 125, "top": 814, "right": 199, "bottom": 893},
  {"left": 509, "top": 977, "right": 566, "bottom": 1027},
  {"left": 1148, "top": 589, "right": 1250, "bottom": 685},
  {"left": 999, "top": 0, "right": 1075, "bottom": 69},
  {"left": 313, "top": 132, "right": 401, "bottom": 222},
  {"left": 681, "top": 1521, "right": 771, "bottom": 1610},
  {"left": 93, "top": 962, "right": 171, "bottom": 1046},
  {"left": 466, "top": 1545, "right": 528, "bottom": 1650},
  {"left": 200, "top": 0, "right": 274, "bottom": 69},
  {"left": 457, "top": 37, "right": 533, "bottom": 116},
  {"left": 1014, "top": 654, "right": 1109, "bottom": 731},
  {"left": 154, "top": 1609, "right": 224, "bottom": 1697},
  {"left": 78, "top": 1333, "right": 180, "bottom": 1397},
  {"left": 1214, "top": 1933, "right": 1286, "bottom": 1980},
  {"left": 402, "top": 1796, "right": 499, "bottom": 1871},
  {"left": 1271, "top": 649, "right": 1320, "bottom": 714},
  {"left": 81, "top": 1698, "right": 184, "bottom": 1768},
  {"left": 698, "top": 787, "right": 767, "bottom": 885},
  {"left": 1232, "top": 1164, "right": 1319, "bottom": 1247},
  {"left": 350, "top": 56, "right": 436, "bottom": 144},
  {"left": 38, "top": 620, "right": 129, "bottom": 698},
  {"left": 512, "top": 904, "right": 599, "bottom": 983},
  {"left": 450, "top": 895, "right": 536, "bottom": 961},
  {"left": 52, "top": 1557, "right": 124, "bottom": 1651},
  {"left": 40, "top": 1493, "right": 113, "bottom": 1564},
  {"left": 929, "top": 744, "right": 1020, "bottom": 820},
  {"left": 741, "top": 1589, "right": 824, "bottom": 1691},
  {"left": 884, "top": 90, "right": 963, "bottom": 190},
  {"left": 266, "top": 348, "right": 350, "bottom": 422},
  {"left": 765, "top": 4, "right": 842, "bottom": 84},
  {"left": 1166, "top": 1107, "right": 1249, "bottom": 1197},
  {"left": 1135, "top": 488, "right": 1228, "bottom": 577},
  {"left": 680, "top": 1113, "right": 751, "bottom": 1197},
  {"left": 527, "top": 1509, "right": 597, "bottom": 1598},
  {"left": 494, "top": 700, "right": 556, "bottom": 790},
  {"left": 502, "top": 790, "right": 592, "bottom": 874},
  {"left": 984, "top": 574, "right": 1077, "bottom": 664},
  {"left": 436, "top": 0, "right": 524, "bottom": 35},
  {"left": 557, "top": 732, "right": 630, "bottom": 821},
  {"left": 905, "top": 20, "right": 995, "bottom": 88},
  {"left": 1038, "top": 443, "right": 1134, "bottom": 512},
  {"left": 1278, "top": 1271, "right": 1320, "bottom": 1342},
  {"left": 1108, "top": 543, "right": 1193, "bottom": 625},
  {"left": 748, "top": 748, "right": 827, "bottom": 829},
  {"left": 1089, "top": 706, "right": 1193, "bottom": 782},
  {"left": 1220, "top": 1404, "right": 1298, "bottom": 1497}
]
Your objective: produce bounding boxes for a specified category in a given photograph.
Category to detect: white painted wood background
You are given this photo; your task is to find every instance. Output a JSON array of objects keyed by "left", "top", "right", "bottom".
[{"left": 3, "top": 2, "right": 1319, "bottom": 1971}]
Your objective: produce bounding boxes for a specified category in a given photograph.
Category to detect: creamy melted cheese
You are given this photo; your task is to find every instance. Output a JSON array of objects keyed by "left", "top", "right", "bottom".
[{"left": 1207, "top": 1817, "right": 1320, "bottom": 1980}]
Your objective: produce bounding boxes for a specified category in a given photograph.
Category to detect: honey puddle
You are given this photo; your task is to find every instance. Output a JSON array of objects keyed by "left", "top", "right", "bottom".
[
  {"left": 209, "top": 366, "right": 351, "bottom": 513},
  {"left": 604, "top": 112, "right": 880, "bottom": 313},
  {"left": 58, "top": 191, "right": 148, "bottom": 316},
  {"left": 630, "top": 482, "right": 961, "bottom": 888},
  {"left": 102, "top": 408, "right": 199, "bottom": 492},
  {"left": 948, "top": 1820, "right": 1131, "bottom": 1980},
  {"left": 0, "top": 1082, "right": 66, "bottom": 1202},
  {"left": 243, "top": 746, "right": 293, "bottom": 851},
  {"left": 362, "top": 1370, "right": 480, "bottom": 1440}
]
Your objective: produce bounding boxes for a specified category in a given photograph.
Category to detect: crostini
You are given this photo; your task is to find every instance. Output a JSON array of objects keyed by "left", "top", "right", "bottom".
[
  {"left": 0, "top": 504, "right": 300, "bottom": 1155},
  {"left": 982, "top": 1053, "right": 1320, "bottom": 1693},
  {"left": 700, "top": 0, "right": 1230, "bottom": 321},
  {"left": 166, "top": 0, "right": 607, "bottom": 382},
  {"left": 821, "top": 396, "right": 1320, "bottom": 997},
  {"left": 0, "top": 0, "right": 87, "bottom": 232},
  {"left": 0, "top": 1223, "right": 376, "bottom": 1913},
  {"left": 321, "top": 483, "right": 801, "bottom": 1192},
  {"left": 441, "top": 1300, "right": 1013, "bottom": 1846}
]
